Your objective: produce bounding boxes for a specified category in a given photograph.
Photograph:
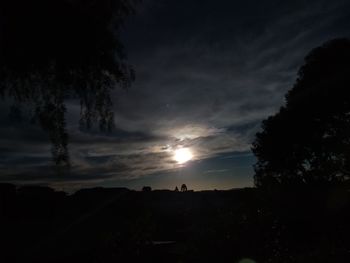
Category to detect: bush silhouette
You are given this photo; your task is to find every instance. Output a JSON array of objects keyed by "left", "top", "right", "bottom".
[
  {"left": 142, "top": 186, "right": 152, "bottom": 192},
  {"left": 253, "top": 38, "right": 350, "bottom": 187}
]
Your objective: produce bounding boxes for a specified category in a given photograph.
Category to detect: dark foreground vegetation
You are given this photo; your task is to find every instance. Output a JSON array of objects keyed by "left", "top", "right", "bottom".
[{"left": 1, "top": 183, "right": 350, "bottom": 262}]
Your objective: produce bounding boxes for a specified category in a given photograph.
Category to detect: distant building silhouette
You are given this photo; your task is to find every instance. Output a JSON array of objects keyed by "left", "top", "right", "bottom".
[
  {"left": 181, "top": 184, "right": 187, "bottom": 192},
  {"left": 142, "top": 186, "right": 152, "bottom": 192}
]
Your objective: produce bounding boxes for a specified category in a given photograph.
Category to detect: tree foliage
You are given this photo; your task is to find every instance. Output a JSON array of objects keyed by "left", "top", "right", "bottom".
[
  {"left": 0, "top": 0, "right": 139, "bottom": 165},
  {"left": 252, "top": 38, "right": 350, "bottom": 187}
]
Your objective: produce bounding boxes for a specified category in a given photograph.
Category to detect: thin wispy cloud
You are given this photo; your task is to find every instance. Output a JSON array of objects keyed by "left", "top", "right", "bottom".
[{"left": 1, "top": 0, "right": 350, "bottom": 189}]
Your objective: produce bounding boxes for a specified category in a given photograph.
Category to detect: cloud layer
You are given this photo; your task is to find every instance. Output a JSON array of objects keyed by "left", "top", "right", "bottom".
[{"left": 1, "top": 0, "right": 350, "bottom": 190}]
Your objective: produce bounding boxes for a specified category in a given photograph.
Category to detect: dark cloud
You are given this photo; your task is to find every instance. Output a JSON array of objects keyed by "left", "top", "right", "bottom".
[{"left": 1, "top": 0, "right": 350, "bottom": 189}]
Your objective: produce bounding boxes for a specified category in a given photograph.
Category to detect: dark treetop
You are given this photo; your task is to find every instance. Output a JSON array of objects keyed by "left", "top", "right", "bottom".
[
  {"left": 253, "top": 38, "right": 350, "bottom": 187},
  {"left": 0, "top": 0, "right": 138, "bottom": 165}
]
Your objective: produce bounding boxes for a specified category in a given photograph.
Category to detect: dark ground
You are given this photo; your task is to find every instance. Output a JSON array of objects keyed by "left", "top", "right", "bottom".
[{"left": 0, "top": 183, "right": 349, "bottom": 262}]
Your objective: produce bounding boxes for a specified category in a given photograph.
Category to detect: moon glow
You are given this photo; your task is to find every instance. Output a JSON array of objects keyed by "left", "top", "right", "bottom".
[{"left": 174, "top": 148, "right": 193, "bottom": 164}]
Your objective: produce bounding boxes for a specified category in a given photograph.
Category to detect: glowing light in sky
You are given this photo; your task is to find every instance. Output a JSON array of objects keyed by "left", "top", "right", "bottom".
[{"left": 174, "top": 148, "right": 193, "bottom": 164}]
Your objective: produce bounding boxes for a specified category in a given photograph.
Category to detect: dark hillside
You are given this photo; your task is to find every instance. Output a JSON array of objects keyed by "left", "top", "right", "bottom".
[{"left": 1, "top": 184, "right": 349, "bottom": 262}]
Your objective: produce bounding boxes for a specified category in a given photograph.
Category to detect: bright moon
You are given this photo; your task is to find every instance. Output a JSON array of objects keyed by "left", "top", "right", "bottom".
[{"left": 174, "top": 148, "right": 193, "bottom": 164}]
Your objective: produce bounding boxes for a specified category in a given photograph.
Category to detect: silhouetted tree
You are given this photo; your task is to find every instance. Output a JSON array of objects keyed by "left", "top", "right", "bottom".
[
  {"left": 174, "top": 186, "right": 179, "bottom": 192},
  {"left": 181, "top": 184, "right": 187, "bottom": 192},
  {"left": 252, "top": 38, "right": 350, "bottom": 187},
  {"left": 0, "top": 0, "right": 139, "bottom": 165},
  {"left": 142, "top": 186, "right": 152, "bottom": 192}
]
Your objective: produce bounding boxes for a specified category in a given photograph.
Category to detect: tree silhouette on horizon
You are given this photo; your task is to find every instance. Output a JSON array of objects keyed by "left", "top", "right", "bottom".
[
  {"left": 0, "top": 0, "right": 139, "bottom": 165},
  {"left": 253, "top": 38, "right": 350, "bottom": 187}
]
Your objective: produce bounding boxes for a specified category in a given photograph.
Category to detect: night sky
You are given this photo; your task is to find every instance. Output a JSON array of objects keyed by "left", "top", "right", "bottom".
[{"left": 1, "top": 0, "right": 350, "bottom": 191}]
